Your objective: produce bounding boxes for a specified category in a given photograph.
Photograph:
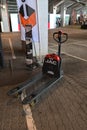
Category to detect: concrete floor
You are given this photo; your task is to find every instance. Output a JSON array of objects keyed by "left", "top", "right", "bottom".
[{"left": 0, "top": 26, "right": 87, "bottom": 130}]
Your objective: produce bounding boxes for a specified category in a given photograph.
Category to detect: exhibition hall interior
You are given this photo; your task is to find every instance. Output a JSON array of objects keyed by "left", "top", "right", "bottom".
[{"left": 0, "top": 1, "right": 87, "bottom": 130}]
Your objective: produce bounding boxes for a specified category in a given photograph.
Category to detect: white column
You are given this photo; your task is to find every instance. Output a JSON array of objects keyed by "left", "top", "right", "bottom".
[
  {"left": 61, "top": 3, "right": 67, "bottom": 27},
  {"left": 53, "top": 6, "right": 57, "bottom": 14},
  {"left": 1, "top": 0, "right": 10, "bottom": 32},
  {"left": 37, "top": 0, "right": 48, "bottom": 57}
]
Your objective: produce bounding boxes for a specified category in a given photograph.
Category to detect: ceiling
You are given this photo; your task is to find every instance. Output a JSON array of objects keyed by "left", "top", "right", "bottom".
[
  {"left": 0, "top": 0, "right": 87, "bottom": 14},
  {"left": 48, "top": 0, "right": 87, "bottom": 14}
]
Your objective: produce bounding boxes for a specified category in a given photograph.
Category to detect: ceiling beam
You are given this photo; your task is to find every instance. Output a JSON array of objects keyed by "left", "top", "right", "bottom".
[
  {"left": 71, "top": 0, "right": 86, "bottom": 6},
  {"left": 53, "top": 0, "right": 64, "bottom": 7}
]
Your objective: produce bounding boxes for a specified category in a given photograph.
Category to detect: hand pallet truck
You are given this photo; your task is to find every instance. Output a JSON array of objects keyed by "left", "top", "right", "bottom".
[
  {"left": 22, "top": 30, "right": 68, "bottom": 106},
  {"left": 7, "top": 30, "right": 68, "bottom": 106}
]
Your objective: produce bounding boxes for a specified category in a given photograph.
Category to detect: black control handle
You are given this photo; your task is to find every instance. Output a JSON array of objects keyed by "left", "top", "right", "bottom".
[{"left": 53, "top": 30, "right": 68, "bottom": 43}]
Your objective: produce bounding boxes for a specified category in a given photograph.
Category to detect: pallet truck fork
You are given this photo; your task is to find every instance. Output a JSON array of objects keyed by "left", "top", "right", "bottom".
[{"left": 7, "top": 72, "right": 43, "bottom": 96}]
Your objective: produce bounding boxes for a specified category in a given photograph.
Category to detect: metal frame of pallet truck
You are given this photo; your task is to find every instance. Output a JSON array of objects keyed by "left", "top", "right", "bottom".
[{"left": 22, "top": 75, "right": 63, "bottom": 105}]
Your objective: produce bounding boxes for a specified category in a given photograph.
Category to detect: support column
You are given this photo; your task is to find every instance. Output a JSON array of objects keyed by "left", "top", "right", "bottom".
[
  {"left": 16, "top": 0, "right": 48, "bottom": 59},
  {"left": 1, "top": 0, "right": 10, "bottom": 32},
  {"left": 61, "top": 3, "right": 67, "bottom": 27},
  {"left": 37, "top": 0, "right": 48, "bottom": 57},
  {"left": 53, "top": 6, "right": 57, "bottom": 14}
]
